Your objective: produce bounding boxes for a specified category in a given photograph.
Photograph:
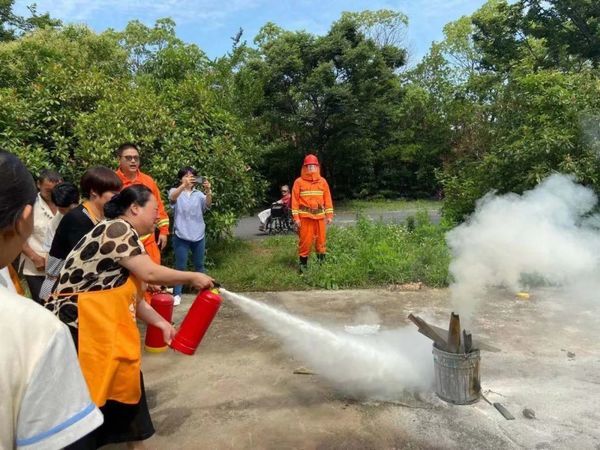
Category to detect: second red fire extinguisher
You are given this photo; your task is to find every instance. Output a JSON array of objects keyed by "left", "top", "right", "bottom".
[{"left": 145, "top": 291, "right": 175, "bottom": 353}]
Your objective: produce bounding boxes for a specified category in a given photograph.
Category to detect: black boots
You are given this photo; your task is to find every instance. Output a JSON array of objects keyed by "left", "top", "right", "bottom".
[
  {"left": 299, "top": 256, "right": 308, "bottom": 273},
  {"left": 299, "top": 254, "right": 326, "bottom": 273}
]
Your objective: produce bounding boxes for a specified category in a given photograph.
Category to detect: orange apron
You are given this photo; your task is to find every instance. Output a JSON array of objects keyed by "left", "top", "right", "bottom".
[
  {"left": 140, "top": 233, "right": 160, "bottom": 303},
  {"left": 8, "top": 265, "right": 24, "bottom": 295},
  {"left": 76, "top": 276, "right": 143, "bottom": 407}
]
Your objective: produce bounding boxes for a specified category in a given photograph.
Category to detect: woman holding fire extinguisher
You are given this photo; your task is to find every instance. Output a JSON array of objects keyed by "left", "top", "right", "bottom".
[{"left": 45, "top": 184, "right": 214, "bottom": 449}]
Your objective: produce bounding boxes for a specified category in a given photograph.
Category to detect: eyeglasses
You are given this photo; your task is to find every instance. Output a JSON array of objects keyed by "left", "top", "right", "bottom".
[{"left": 122, "top": 155, "right": 140, "bottom": 162}]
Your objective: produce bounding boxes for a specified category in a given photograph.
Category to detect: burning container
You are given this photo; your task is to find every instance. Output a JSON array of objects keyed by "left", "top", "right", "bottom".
[
  {"left": 432, "top": 345, "right": 480, "bottom": 404},
  {"left": 409, "top": 312, "right": 482, "bottom": 405}
]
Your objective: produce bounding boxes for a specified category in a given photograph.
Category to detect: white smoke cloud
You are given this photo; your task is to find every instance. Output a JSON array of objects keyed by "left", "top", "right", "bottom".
[
  {"left": 447, "top": 173, "right": 600, "bottom": 318},
  {"left": 222, "top": 290, "right": 433, "bottom": 401}
]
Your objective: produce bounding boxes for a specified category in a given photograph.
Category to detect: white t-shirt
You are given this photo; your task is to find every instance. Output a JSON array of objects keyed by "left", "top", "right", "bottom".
[
  {"left": 0, "top": 268, "right": 16, "bottom": 293},
  {"left": 0, "top": 276, "right": 103, "bottom": 449}
]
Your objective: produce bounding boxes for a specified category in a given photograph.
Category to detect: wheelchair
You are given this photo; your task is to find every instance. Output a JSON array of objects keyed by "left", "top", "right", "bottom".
[{"left": 265, "top": 203, "right": 296, "bottom": 234}]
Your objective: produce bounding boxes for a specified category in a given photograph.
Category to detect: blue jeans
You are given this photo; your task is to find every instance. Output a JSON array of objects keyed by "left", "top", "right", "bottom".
[{"left": 172, "top": 234, "right": 206, "bottom": 296}]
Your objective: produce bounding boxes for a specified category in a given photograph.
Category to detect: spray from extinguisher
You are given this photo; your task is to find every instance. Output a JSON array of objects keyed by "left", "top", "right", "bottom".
[{"left": 170, "top": 284, "right": 223, "bottom": 355}]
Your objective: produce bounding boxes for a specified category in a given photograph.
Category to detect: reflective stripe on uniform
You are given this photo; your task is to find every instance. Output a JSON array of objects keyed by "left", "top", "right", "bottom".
[{"left": 298, "top": 211, "right": 325, "bottom": 217}]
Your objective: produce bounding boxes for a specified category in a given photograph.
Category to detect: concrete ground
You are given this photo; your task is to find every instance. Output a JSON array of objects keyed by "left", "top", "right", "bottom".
[{"left": 125, "top": 287, "right": 598, "bottom": 449}]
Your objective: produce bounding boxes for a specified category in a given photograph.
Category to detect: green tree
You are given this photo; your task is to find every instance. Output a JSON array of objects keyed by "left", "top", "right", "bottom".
[
  {"left": 428, "top": 0, "right": 600, "bottom": 221},
  {"left": 0, "top": 21, "right": 262, "bottom": 237},
  {"left": 237, "top": 11, "right": 426, "bottom": 199},
  {"left": 1, "top": 0, "right": 60, "bottom": 42}
]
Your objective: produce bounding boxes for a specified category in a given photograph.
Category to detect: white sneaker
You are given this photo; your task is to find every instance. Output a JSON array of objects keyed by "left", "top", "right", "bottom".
[{"left": 173, "top": 295, "right": 182, "bottom": 306}]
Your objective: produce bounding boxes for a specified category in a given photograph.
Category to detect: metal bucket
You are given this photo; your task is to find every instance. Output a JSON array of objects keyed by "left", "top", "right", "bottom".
[{"left": 432, "top": 345, "right": 481, "bottom": 405}]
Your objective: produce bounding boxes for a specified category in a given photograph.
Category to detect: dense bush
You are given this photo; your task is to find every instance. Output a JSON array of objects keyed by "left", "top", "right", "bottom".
[{"left": 0, "top": 24, "right": 264, "bottom": 238}]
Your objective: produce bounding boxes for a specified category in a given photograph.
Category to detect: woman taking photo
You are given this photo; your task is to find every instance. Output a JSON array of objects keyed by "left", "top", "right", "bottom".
[
  {"left": 0, "top": 151, "right": 102, "bottom": 448},
  {"left": 169, "top": 166, "right": 212, "bottom": 306},
  {"left": 39, "top": 166, "right": 122, "bottom": 302},
  {"left": 46, "top": 184, "right": 213, "bottom": 449}
]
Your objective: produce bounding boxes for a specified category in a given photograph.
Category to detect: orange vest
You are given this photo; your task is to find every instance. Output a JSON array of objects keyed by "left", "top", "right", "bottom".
[{"left": 291, "top": 167, "right": 334, "bottom": 221}]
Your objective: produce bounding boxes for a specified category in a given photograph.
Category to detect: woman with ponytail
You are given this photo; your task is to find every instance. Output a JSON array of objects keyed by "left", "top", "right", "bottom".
[{"left": 46, "top": 184, "right": 214, "bottom": 449}]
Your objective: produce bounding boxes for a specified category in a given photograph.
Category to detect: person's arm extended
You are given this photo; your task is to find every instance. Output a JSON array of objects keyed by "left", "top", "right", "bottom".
[
  {"left": 136, "top": 298, "right": 176, "bottom": 344},
  {"left": 169, "top": 173, "right": 195, "bottom": 203},
  {"left": 204, "top": 179, "right": 212, "bottom": 209},
  {"left": 120, "top": 254, "right": 214, "bottom": 289},
  {"left": 169, "top": 184, "right": 186, "bottom": 203}
]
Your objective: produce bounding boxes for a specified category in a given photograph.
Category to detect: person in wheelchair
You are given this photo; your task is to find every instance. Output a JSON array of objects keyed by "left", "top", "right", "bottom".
[{"left": 258, "top": 185, "right": 291, "bottom": 233}]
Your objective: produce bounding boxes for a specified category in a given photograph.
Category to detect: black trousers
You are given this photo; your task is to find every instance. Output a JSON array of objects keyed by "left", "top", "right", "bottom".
[
  {"left": 24, "top": 275, "right": 45, "bottom": 304},
  {"left": 64, "top": 374, "right": 154, "bottom": 449}
]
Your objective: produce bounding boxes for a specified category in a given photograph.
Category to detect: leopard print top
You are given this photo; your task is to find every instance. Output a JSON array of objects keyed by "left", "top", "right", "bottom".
[{"left": 45, "top": 219, "right": 145, "bottom": 330}]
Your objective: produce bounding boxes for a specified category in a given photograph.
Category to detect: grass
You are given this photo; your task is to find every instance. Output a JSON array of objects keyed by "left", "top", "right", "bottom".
[
  {"left": 206, "top": 211, "right": 450, "bottom": 292},
  {"left": 335, "top": 198, "right": 443, "bottom": 213}
]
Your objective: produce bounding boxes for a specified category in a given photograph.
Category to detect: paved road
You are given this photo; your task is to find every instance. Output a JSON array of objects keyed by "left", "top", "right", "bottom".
[{"left": 234, "top": 209, "right": 441, "bottom": 239}]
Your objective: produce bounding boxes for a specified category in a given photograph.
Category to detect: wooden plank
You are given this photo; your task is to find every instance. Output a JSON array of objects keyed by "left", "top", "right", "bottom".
[
  {"left": 447, "top": 313, "right": 461, "bottom": 353},
  {"left": 463, "top": 330, "right": 473, "bottom": 354},
  {"left": 427, "top": 323, "right": 501, "bottom": 353},
  {"left": 407, "top": 314, "right": 448, "bottom": 351}
]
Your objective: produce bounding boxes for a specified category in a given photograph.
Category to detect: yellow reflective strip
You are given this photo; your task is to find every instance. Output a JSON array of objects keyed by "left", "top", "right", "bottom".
[
  {"left": 157, "top": 219, "right": 169, "bottom": 226},
  {"left": 325, "top": 208, "right": 334, "bottom": 212},
  {"left": 300, "top": 191, "right": 323, "bottom": 196},
  {"left": 140, "top": 233, "right": 152, "bottom": 241},
  {"left": 298, "top": 211, "right": 325, "bottom": 216}
]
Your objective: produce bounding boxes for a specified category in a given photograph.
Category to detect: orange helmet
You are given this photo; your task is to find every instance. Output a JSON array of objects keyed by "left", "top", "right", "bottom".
[{"left": 303, "top": 154, "right": 319, "bottom": 166}]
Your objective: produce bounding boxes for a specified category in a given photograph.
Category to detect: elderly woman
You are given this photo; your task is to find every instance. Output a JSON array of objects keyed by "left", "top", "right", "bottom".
[
  {"left": 0, "top": 151, "right": 102, "bottom": 448},
  {"left": 46, "top": 184, "right": 213, "bottom": 449},
  {"left": 169, "top": 166, "right": 212, "bottom": 306},
  {"left": 39, "top": 167, "right": 122, "bottom": 302}
]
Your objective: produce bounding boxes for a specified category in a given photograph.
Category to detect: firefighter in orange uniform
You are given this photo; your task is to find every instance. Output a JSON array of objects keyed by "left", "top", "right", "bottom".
[
  {"left": 115, "top": 143, "right": 169, "bottom": 297},
  {"left": 291, "top": 154, "right": 334, "bottom": 270}
]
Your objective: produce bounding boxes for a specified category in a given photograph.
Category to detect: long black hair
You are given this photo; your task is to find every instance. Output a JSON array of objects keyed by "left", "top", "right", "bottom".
[
  {"left": 104, "top": 184, "right": 152, "bottom": 219},
  {"left": 0, "top": 152, "right": 37, "bottom": 231}
]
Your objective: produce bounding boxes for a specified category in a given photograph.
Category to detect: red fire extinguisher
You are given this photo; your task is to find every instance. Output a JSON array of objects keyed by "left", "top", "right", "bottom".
[
  {"left": 144, "top": 291, "right": 174, "bottom": 353},
  {"left": 170, "top": 288, "right": 223, "bottom": 355}
]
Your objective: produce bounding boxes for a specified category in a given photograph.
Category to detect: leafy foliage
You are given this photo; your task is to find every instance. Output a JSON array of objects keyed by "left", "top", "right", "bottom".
[
  {"left": 0, "top": 22, "right": 263, "bottom": 238},
  {"left": 408, "top": 0, "right": 600, "bottom": 222}
]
